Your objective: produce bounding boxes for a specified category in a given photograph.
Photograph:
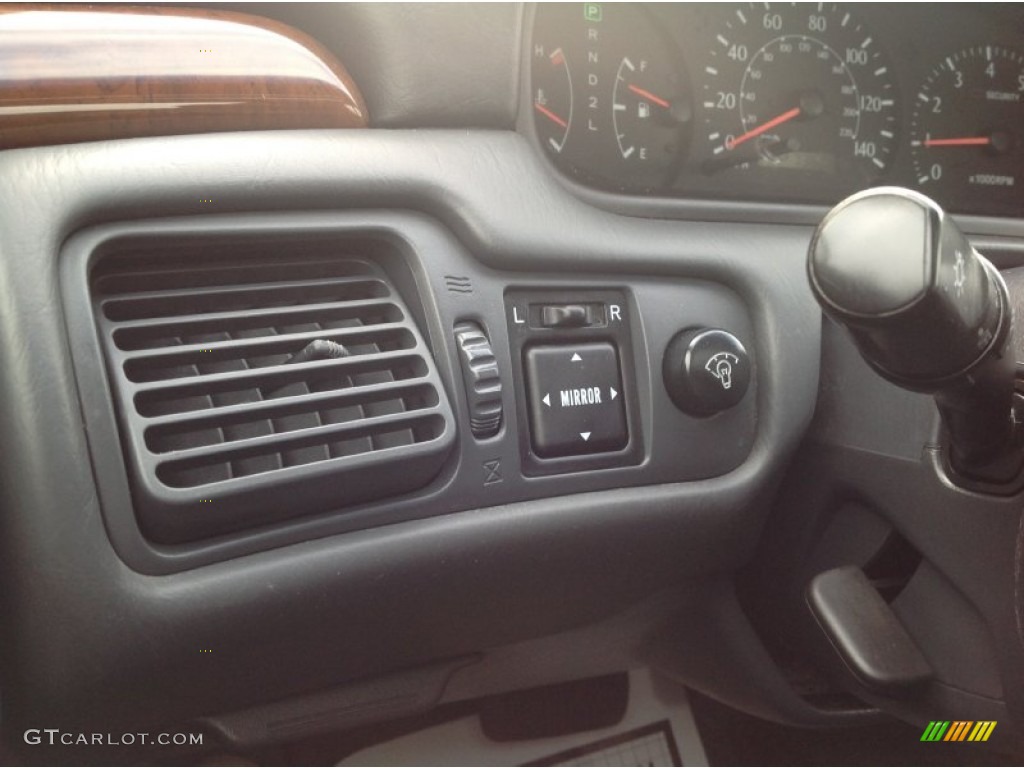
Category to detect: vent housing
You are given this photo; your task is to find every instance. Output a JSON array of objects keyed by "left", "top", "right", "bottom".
[{"left": 91, "top": 238, "right": 455, "bottom": 544}]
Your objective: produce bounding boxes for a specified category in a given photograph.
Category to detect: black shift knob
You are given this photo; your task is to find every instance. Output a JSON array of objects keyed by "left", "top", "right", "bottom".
[
  {"left": 808, "top": 187, "right": 1018, "bottom": 479},
  {"left": 808, "top": 187, "right": 1007, "bottom": 389}
]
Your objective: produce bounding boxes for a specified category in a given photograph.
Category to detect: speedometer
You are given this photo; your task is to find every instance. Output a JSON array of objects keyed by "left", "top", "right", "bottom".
[{"left": 697, "top": 3, "right": 897, "bottom": 184}]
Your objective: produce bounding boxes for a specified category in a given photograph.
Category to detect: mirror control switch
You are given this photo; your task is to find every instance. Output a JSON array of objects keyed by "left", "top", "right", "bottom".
[
  {"left": 524, "top": 342, "right": 627, "bottom": 458},
  {"left": 540, "top": 304, "right": 591, "bottom": 328}
]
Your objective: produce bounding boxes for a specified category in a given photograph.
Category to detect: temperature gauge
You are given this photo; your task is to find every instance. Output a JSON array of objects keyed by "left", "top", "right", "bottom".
[{"left": 533, "top": 45, "right": 574, "bottom": 154}]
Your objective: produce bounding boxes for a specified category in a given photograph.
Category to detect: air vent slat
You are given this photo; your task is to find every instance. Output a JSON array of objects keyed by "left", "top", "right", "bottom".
[
  {"left": 101, "top": 274, "right": 389, "bottom": 315},
  {"left": 132, "top": 350, "right": 426, "bottom": 406},
  {"left": 91, "top": 239, "right": 455, "bottom": 544},
  {"left": 94, "top": 254, "right": 376, "bottom": 296},
  {"left": 154, "top": 408, "right": 441, "bottom": 467},
  {"left": 156, "top": 422, "right": 445, "bottom": 490},
  {"left": 119, "top": 323, "right": 413, "bottom": 364},
  {"left": 109, "top": 297, "right": 401, "bottom": 345},
  {"left": 145, "top": 380, "right": 436, "bottom": 432},
  {"left": 119, "top": 325, "right": 415, "bottom": 382}
]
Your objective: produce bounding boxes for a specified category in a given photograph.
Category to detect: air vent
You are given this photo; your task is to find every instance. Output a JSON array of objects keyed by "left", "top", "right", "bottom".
[{"left": 91, "top": 240, "right": 455, "bottom": 544}]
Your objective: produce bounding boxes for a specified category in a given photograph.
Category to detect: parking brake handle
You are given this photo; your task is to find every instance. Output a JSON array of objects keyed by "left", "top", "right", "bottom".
[{"left": 808, "top": 187, "right": 1021, "bottom": 482}]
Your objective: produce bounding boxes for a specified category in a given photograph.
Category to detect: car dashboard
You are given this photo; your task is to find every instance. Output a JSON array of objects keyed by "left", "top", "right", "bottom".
[
  {"left": 0, "top": 2, "right": 1022, "bottom": 765},
  {"left": 529, "top": 3, "right": 1023, "bottom": 218}
]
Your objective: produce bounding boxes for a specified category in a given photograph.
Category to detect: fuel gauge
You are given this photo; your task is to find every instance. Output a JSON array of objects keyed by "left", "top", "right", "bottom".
[{"left": 611, "top": 55, "right": 691, "bottom": 165}]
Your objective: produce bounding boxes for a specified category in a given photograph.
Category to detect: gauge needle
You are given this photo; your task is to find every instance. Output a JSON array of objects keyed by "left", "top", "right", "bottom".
[
  {"left": 534, "top": 102, "right": 568, "bottom": 129},
  {"left": 924, "top": 136, "right": 991, "bottom": 147},
  {"left": 627, "top": 84, "right": 670, "bottom": 109},
  {"left": 726, "top": 106, "right": 802, "bottom": 150}
]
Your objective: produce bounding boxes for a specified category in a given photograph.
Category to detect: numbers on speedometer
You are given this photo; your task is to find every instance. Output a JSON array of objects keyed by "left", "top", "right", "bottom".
[{"left": 698, "top": 3, "right": 898, "bottom": 184}]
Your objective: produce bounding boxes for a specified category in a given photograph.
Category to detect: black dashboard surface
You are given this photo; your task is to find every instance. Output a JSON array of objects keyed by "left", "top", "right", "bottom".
[
  {"left": 1, "top": 3, "right": 1024, "bottom": 763},
  {"left": 0, "top": 126, "right": 818, "bottom": 731}
]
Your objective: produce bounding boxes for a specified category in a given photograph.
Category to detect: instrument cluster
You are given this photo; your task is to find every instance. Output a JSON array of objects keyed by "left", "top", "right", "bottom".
[{"left": 530, "top": 3, "right": 1024, "bottom": 217}]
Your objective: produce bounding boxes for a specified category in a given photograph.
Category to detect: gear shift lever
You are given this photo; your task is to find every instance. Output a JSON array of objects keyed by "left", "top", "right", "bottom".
[{"left": 807, "top": 187, "right": 1021, "bottom": 482}]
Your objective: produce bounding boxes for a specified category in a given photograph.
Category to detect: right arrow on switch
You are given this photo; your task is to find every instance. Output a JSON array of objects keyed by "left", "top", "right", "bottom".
[{"left": 610, "top": 387, "right": 618, "bottom": 400}]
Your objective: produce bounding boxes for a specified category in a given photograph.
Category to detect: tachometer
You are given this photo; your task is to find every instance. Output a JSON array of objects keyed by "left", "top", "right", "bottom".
[
  {"left": 910, "top": 46, "right": 1024, "bottom": 215},
  {"left": 697, "top": 3, "right": 897, "bottom": 184}
]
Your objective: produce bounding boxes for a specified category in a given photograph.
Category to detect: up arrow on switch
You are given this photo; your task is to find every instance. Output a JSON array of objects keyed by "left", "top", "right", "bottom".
[{"left": 571, "top": 352, "right": 582, "bottom": 362}]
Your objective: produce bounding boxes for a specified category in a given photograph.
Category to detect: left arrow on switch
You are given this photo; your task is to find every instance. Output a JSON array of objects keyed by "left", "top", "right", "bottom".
[{"left": 542, "top": 394, "right": 551, "bottom": 407}]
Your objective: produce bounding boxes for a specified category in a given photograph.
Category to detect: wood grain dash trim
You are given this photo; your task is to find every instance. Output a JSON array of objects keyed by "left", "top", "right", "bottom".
[{"left": 0, "top": 4, "right": 369, "bottom": 148}]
